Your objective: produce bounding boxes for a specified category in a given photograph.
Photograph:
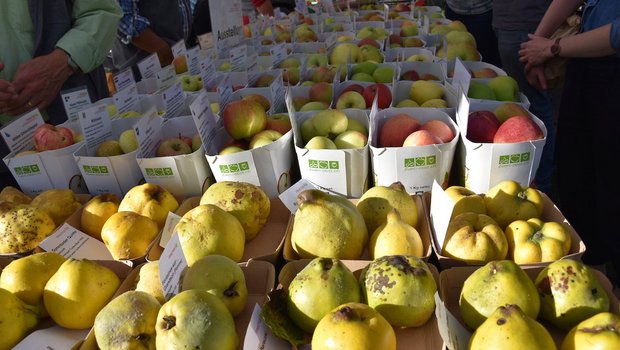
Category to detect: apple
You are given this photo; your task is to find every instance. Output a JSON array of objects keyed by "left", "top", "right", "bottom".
[
  {"left": 409, "top": 80, "right": 444, "bottom": 105},
  {"left": 468, "top": 81, "right": 497, "bottom": 100},
  {"left": 33, "top": 123, "right": 74, "bottom": 152},
  {"left": 210, "top": 102, "right": 220, "bottom": 114},
  {"left": 420, "top": 98, "right": 448, "bottom": 108},
  {"left": 336, "top": 91, "right": 367, "bottom": 109},
  {"left": 275, "top": 32, "right": 292, "bottom": 43},
  {"left": 292, "top": 96, "right": 310, "bottom": 111},
  {"left": 340, "top": 83, "right": 364, "bottom": 95},
  {"left": 351, "top": 62, "right": 378, "bottom": 76},
  {"left": 356, "top": 26, "right": 386, "bottom": 41},
  {"left": 467, "top": 110, "right": 501, "bottom": 143},
  {"left": 294, "top": 24, "right": 317, "bottom": 42},
  {"left": 218, "top": 62, "right": 231, "bottom": 72},
  {"left": 420, "top": 120, "right": 455, "bottom": 143},
  {"left": 306, "top": 53, "right": 328, "bottom": 68},
  {"left": 222, "top": 100, "right": 267, "bottom": 140},
  {"left": 437, "top": 43, "right": 481, "bottom": 61},
  {"left": 350, "top": 72, "right": 375, "bottom": 82},
  {"left": 308, "top": 82, "right": 333, "bottom": 104},
  {"left": 357, "top": 38, "right": 380, "bottom": 49},
  {"left": 400, "top": 20, "right": 418, "bottom": 37},
  {"left": 96, "top": 140, "right": 124, "bottom": 157},
  {"left": 400, "top": 69, "right": 420, "bottom": 81},
  {"left": 379, "top": 114, "right": 421, "bottom": 147},
  {"left": 249, "top": 130, "right": 283, "bottom": 149},
  {"left": 156, "top": 137, "right": 192, "bottom": 157},
  {"left": 473, "top": 67, "right": 499, "bottom": 78},
  {"left": 299, "top": 101, "right": 329, "bottom": 111},
  {"left": 172, "top": 55, "right": 188, "bottom": 74},
  {"left": 219, "top": 145, "right": 245, "bottom": 155},
  {"left": 420, "top": 73, "right": 440, "bottom": 81},
  {"left": 395, "top": 99, "right": 419, "bottom": 108},
  {"left": 265, "top": 114, "right": 292, "bottom": 134},
  {"left": 494, "top": 102, "right": 530, "bottom": 124},
  {"left": 118, "top": 110, "right": 141, "bottom": 119},
  {"left": 191, "top": 133, "right": 202, "bottom": 152},
  {"left": 360, "top": 45, "right": 384, "bottom": 63},
  {"left": 346, "top": 118, "right": 368, "bottom": 135},
  {"left": 282, "top": 68, "right": 300, "bottom": 86},
  {"left": 336, "top": 35, "right": 353, "bottom": 42},
  {"left": 362, "top": 83, "right": 392, "bottom": 109},
  {"left": 180, "top": 75, "right": 203, "bottom": 92},
  {"left": 493, "top": 115, "right": 544, "bottom": 143},
  {"left": 305, "top": 136, "right": 337, "bottom": 149},
  {"left": 445, "top": 30, "right": 477, "bottom": 47},
  {"left": 388, "top": 34, "right": 402, "bottom": 47},
  {"left": 372, "top": 66, "right": 395, "bottom": 84},
  {"left": 403, "top": 37, "right": 425, "bottom": 47},
  {"left": 241, "top": 93, "right": 271, "bottom": 111},
  {"left": 561, "top": 312, "right": 620, "bottom": 350},
  {"left": 329, "top": 43, "right": 363, "bottom": 65},
  {"left": 334, "top": 130, "right": 367, "bottom": 149},
  {"left": 255, "top": 74, "right": 275, "bottom": 87},
  {"left": 394, "top": 3, "right": 410, "bottom": 12},
  {"left": 488, "top": 76, "right": 520, "bottom": 101},
  {"left": 403, "top": 130, "right": 443, "bottom": 146},
  {"left": 178, "top": 134, "right": 192, "bottom": 148},
  {"left": 311, "top": 66, "right": 335, "bottom": 83}
]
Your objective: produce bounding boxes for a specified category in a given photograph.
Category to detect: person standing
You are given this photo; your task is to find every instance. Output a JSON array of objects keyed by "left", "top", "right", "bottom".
[
  {"left": 444, "top": 0, "right": 502, "bottom": 67},
  {"left": 519, "top": 0, "right": 620, "bottom": 283},
  {"left": 492, "top": 0, "right": 557, "bottom": 198},
  {"left": 0, "top": 0, "right": 122, "bottom": 189}
]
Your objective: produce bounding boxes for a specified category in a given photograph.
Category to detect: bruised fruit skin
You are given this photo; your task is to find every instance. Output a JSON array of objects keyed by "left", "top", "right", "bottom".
[
  {"left": 0, "top": 202, "right": 56, "bottom": 254},
  {"left": 287, "top": 258, "right": 361, "bottom": 333},
  {"left": 561, "top": 312, "right": 620, "bottom": 350},
  {"left": 361, "top": 255, "right": 436, "bottom": 327}
]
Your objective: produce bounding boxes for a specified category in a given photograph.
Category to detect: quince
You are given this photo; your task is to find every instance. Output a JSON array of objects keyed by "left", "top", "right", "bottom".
[
  {"left": 0, "top": 202, "right": 56, "bottom": 254},
  {"left": 30, "top": 188, "right": 82, "bottom": 226}
]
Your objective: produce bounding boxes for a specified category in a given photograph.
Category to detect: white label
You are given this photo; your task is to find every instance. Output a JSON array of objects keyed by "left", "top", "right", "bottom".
[
  {"left": 230, "top": 45, "right": 248, "bottom": 72},
  {"left": 199, "top": 56, "right": 215, "bottom": 86},
  {"left": 161, "top": 82, "right": 185, "bottom": 118},
  {"left": 395, "top": 146, "right": 442, "bottom": 194},
  {"left": 218, "top": 75, "right": 234, "bottom": 107},
  {"left": 189, "top": 91, "right": 218, "bottom": 155},
  {"left": 159, "top": 233, "right": 188, "bottom": 300},
  {"left": 39, "top": 223, "right": 114, "bottom": 260},
  {"left": 434, "top": 292, "right": 472, "bottom": 350},
  {"left": 455, "top": 92, "right": 470, "bottom": 130},
  {"left": 5, "top": 154, "right": 53, "bottom": 195},
  {"left": 489, "top": 142, "right": 538, "bottom": 189},
  {"left": 77, "top": 156, "right": 123, "bottom": 196},
  {"left": 156, "top": 65, "right": 177, "bottom": 90},
  {"left": 113, "top": 68, "right": 136, "bottom": 91},
  {"left": 113, "top": 83, "right": 141, "bottom": 115},
  {"left": 14, "top": 326, "right": 89, "bottom": 350},
  {"left": 209, "top": 150, "right": 260, "bottom": 185},
  {"left": 135, "top": 108, "right": 162, "bottom": 158},
  {"left": 138, "top": 53, "right": 162, "bottom": 79},
  {"left": 187, "top": 46, "right": 202, "bottom": 75},
  {"left": 77, "top": 104, "right": 112, "bottom": 155},
  {"left": 299, "top": 150, "right": 347, "bottom": 196},
  {"left": 270, "top": 43, "right": 288, "bottom": 67},
  {"left": 452, "top": 58, "right": 471, "bottom": 94},
  {"left": 243, "top": 305, "right": 292, "bottom": 350},
  {"left": 325, "top": 33, "right": 338, "bottom": 49},
  {"left": 139, "top": 156, "right": 184, "bottom": 194},
  {"left": 171, "top": 40, "right": 188, "bottom": 58},
  {"left": 278, "top": 178, "right": 335, "bottom": 213},
  {"left": 429, "top": 180, "right": 454, "bottom": 248},
  {"left": 160, "top": 211, "right": 182, "bottom": 248},
  {"left": 1, "top": 110, "right": 44, "bottom": 153},
  {"left": 270, "top": 74, "right": 286, "bottom": 112},
  {"left": 197, "top": 32, "right": 215, "bottom": 50},
  {"left": 209, "top": 0, "right": 243, "bottom": 56},
  {"left": 61, "top": 87, "right": 92, "bottom": 123}
]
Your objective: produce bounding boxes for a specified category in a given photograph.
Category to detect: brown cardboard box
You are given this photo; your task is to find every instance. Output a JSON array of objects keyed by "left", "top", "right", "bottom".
[
  {"left": 424, "top": 191, "right": 586, "bottom": 269},
  {"left": 283, "top": 195, "right": 432, "bottom": 262},
  {"left": 435, "top": 265, "right": 620, "bottom": 350},
  {"left": 275, "top": 258, "right": 444, "bottom": 350},
  {"left": 147, "top": 197, "right": 290, "bottom": 265},
  {"left": 77, "top": 259, "right": 275, "bottom": 350}
]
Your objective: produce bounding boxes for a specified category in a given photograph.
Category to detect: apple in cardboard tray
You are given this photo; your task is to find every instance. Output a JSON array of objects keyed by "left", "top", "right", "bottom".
[
  {"left": 156, "top": 137, "right": 192, "bottom": 157},
  {"left": 33, "top": 123, "right": 75, "bottom": 152},
  {"left": 467, "top": 110, "right": 501, "bottom": 143},
  {"left": 362, "top": 83, "right": 392, "bottom": 109},
  {"left": 493, "top": 115, "right": 544, "bottom": 143},
  {"left": 222, "top": 99, "right": 267, "bottom": 140},
  {"left": 379, "top": 114, "right": 421, "bottom": 147}
]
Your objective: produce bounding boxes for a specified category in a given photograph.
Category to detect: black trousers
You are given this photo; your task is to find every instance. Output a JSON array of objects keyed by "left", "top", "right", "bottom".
[{"left": 556, "top": 56, "right": 620, "bottom": 275}]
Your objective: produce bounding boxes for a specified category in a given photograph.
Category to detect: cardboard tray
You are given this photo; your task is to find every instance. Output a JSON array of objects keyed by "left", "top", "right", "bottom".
[
  {"left": 272, "top": 259, "right": 444, "bottom": 350},
  {"left": 424, "top": 191, "right": 586, "bottom": 270},
  {"left": 76, "top": 259, "right": 276, "bottom": 350},
  {"left": 435, "top": 265, "right": 620, "bottom": 350},
  {"left": 282, "top": 195, "right": 433, "bottom": 262},
  {"left": 147, "top": 196, "right": 290, "bottom": 265}
]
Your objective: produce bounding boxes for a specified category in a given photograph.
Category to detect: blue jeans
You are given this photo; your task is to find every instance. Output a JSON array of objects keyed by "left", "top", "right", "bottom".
[{"left": 495, "top": 29, "right": 556, "bottom": 197}]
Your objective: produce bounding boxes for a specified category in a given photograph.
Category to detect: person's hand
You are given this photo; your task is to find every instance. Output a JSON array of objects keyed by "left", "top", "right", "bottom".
[
  {"left": 0, "top": 62, "right": 19, "bottom": 114},
  {"left": 525, "top": 64, "right": 548, "bottom": 91},
  {"left": 519, "top": 34, "right": 554, "bottom": 72},
  {"left": 3, "top": 49, "right": 74, "bottom": 116}
]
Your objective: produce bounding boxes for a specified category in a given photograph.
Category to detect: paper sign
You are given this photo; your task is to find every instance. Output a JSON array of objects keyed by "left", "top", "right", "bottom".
[
  {"left": 270, "top": 75, "right": 286, "bottom": 113},
  {"left": 137, "top": 53, "right": 162, "bottom": 79},
  {"left": 199, "top": 56, "right": 215, "bottom": 85},
  {"left": 278, "top": 178, "right": 336, "bottom": 213},
  {"left": 189, "top": 91, "right": 218, "bottom": 155},
  {"left": 1, "top": 110, "right": 44, "bottom": 154},
  {"left": 186, "top": 46, "right": 202, "bottom": 75},
  {"left": 156, "top": 65, "right": 177, "bottom": 90},
  {"left": 14, "top": 326, "right": 89, "bottom": 350},
  {"left": 299, "top": 150, "right": 347, "bottom": 195},
  {"left": 160, "top": 211, "right": 182, "bottom": 248},
  {"left": 429, "top": 180, "right": 454, "bottom": 248},
  {"left": 396, "top": 146, "right": 443, "bottom": 194},
  {"left": 197, "top": 32, "right": 215, "bottom": 50},
  {"left": 209, "top": 0, "right": 243, "bottom": 56},
  {"left": 39, "top": 223, "right": 114, "bottom": 260},
  {"left": 230, "top": 44, "right": 248, "bottom": 72},
  {"left": 210, "top": 150, "right": 261, "bottom": 185},
  {"left": 243, "top": 305, "right": 292, "bottom": 350},
  {"left": 270, "top": 43, "right": 288, "bottom": 67},
  {"left": 77, "top": 103, "right": 112, "bottom": 154},
  {"left": 325, "top": 33, "right": 338, "bottom": 49},
  {"left": 159, "top": 233, "right": 188, "bottom": 300},
  {"left": 434, "top": 292, "right": 471, "bottom": 350},
  {"left": 4, "top": 153, "right": 53, "bottom": 195},
  {"left": 134, "top": 108, "right": 161, "bottom": 158},
  {"left": 489, "top": 142, "right": 538, "bottom": 189},
  {"left": 161, "top": 82, "right": 185, "bottom": 118},
  {"left": 113, "top": 83, "right": 140, "bottom": 115},
  {"left": 452, "top": 58, "right": 471, "bottom": 94},
  {"left": 61, "top": 87, "right": 92, "bottom": 123},
  {"left": 76, "top": 154, "right": 123, "bottom": 196},
  {"left": 113, "top": 68, "right": 136, "bottom": 92},
  {"left": 171, "top": 40, "right": 187, "bottom": 58}
]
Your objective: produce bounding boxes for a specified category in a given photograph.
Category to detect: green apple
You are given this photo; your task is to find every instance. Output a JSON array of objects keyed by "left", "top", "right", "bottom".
[
  {"left": 405, "top": 54, "right": 428, "bottom": 62},
  {"left": 438, "top": 43, "right": 481, "bottom": 61},
  {"left": 96, "top": 140, "right": 124, "bottom": 157},
  {"left": 118, "top": 129, "right": 138, "bottom": 154},
  {"left": 360, "top": 44, "right": 384, "bottom": 63},
  {"left": 346, "top": 118, "right": 368, "bottom": 135},
  {"left": 350, "top": 72, "right": 375, "bottom": 82},
  {"left": 292, "top": 96, "right": 310, "bottom": 111},
  {"left": 396, "top": 99, "right": 419, "bottom": 108},
  {"left": 372, "top": 66, "right": 394, "bottom": 84},
  {"left": 107, "top": 104, "right": 117, "bottom": 117},
  {"left": 334, "top": 130, "right": 367, "bottom": 149},
  {"left": 446, "top": 30, "right": 477, "bottom": 47},
  {"left": 468, "top": 81, "right": 497, "bottom": 100},
  {"left": 399, "top": 21, "right": 419, "bottom": 37},
  {"left": 118, "top": 110, "right": 141, "bottom": 119},
  {"left": 488, "top": 76, "right": 520, "bottom": 102},
  {"left": 309, "top": 109, "right": 349, "bottom": 138},
  {"left": 306, "top": 53, "right": 328, "bottom": 68},
  {"left": 191, "top": 133, "right": 202, "bottom": 152},
  {"left": 217, "top": 62, "right": 231, "bottom": 72},
  {"left": 329, "top": 43, "right": 363, "bottom": 65},
  {"left": 156, "top": 290, "right": 238, "bottom": 349},
  {"left": 219, "top": 145, "right": 245, "bottom": 155},
  {"left": 181, "top": 254, "right": 248, "bottom": 317},
  {"left": 351, "top": 61, "right": 378, "bottom": 76},
  {"left": 299, "top": 101, "right": 329, "bottom": 112},
  {"left": 336, "top": 91, "right": 367, "bottom": 109},
  {"left": 420, "top": 98, "right": 448, "bottom": 108},
  {"left": 305, "top": 136, "right": 337, "bottom": 149},
  {"left": 301, "top": 81, "right": 315, "bottom": 87},
  {"left": 248, "top": 130, "right": 283, "bottom": 149},
  {"left": 409, "top": 80, "right": 444, "bottom": 105}
]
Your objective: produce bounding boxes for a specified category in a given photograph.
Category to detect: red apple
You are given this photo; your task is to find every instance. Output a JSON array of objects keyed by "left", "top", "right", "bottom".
[
  {"left": 33, "top": 123, "right": 75, "bottom": 152},
  {"left": 467, "top": 110, "right": 501, "bottom": 143},
  {"left": 421, "top": 73, "right": 440, "bottom": 81},
  {"left": 357, "top": 38, "right": 381, "bottom": 49},
  {"left": 403, "top": 129, "right": 443, "bottom": 146},
  {"left": 389, "top": 34, "right": 402, "bottom": 46},
  {"left": 232, "top": 85, "right": 245, "bottom": 91},
  {"left": 400, "top": 69, "right": 420, "bottom": 81},
  {"left": 265, "top": 113, "right": 292, "bottom": 134},
  {"left": 362, "top": 83, "right": 392, "bottom": 109},
  {"left": 379, "top": 114, "right": 421, "bottom": 147},
  {"left": 309, "top": 82, "right": 333, "bottom": 104},
  {"left": 242, "top": 93, "right": 271, "bottom": 111},
  {"left": 156, "top": 137, "right": 192, "bottom": 157},
  {"left": 311, "top": 66, "right": 335, "bottom": 83},
  {"left": 340, "top": 83, "right": 365, "bottom": 95},
  {"left": 420, "top": 120, "right": 455, "bottom": 143},
  {"left": 222, "top": 100, "right": 267, "bottom": 140},
  {"left": 178, "top": 134, "right": 193, "bottom": 148},
  {"left": 493, "top": 115, "right": 544, "bottom": 143}
]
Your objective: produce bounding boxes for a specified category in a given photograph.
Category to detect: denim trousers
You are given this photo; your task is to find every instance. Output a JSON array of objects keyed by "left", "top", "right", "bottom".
[
  {"left": 556, "top": 55, "right": 620, "bottom": 271},
  {"left": 445, "top": 6, "right": 502, "bottom": 68},
  {"left": 495, "top": 29, "right": 556, "bottom": 197}
]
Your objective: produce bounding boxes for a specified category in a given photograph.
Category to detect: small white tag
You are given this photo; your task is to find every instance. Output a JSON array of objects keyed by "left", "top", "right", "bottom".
[
  {"left": 113, "top": 67, "right": 136, "bottom": 92},
  {"left": 278, "top": 178, "right": 333, "bottom": 214},
  {"left": 171, "top": 40, "right": 188, "bottom": 58},
  {"left": 159, "top": 233, "right": 188, "bottom": 300},
  {"left": 0, "top": 110, "right": 44, "bottom": 154},
  {"left": 13, "top": 326, "right": 89, "bottom": 350},
  {"left": 61, "top": 87, "right": 92, "bottom": 123},
  {"left": 39, "top": 223, "right": 114, "bottom": 260},
  {"left": 156, "top": 65, "right": 177, "bottom": 90},
  {"left": 230, "top": 45, "right": 248, "bottom": 72},
  {"left": 113, "top": 83, "right": 140, "bottom": 115},
  {"left": 429, "top": 180, "right": 454, "bottom": 249},
  {"left": 137, "top": 53, "right": 162, "bottom": 79},
  {"left": 160, "top": 212, "right": 182, "bottom": 248},
  {"left": 134, "top": 108, "right": 162, "bottom": 158},
  {"left": 161, "top": 82, "right": 185, "bottom": 118},
  {"left": 77, "top": 103, "right": 112, "bottom": 155}
]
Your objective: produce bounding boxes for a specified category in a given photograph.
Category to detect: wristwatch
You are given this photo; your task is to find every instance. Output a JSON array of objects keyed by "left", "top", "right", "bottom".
[{"left": 550, "top": 38, "right": 562, "bottom": 57}]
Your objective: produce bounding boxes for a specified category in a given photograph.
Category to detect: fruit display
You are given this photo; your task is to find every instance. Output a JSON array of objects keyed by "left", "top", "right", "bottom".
[
  {"left": 33, "top": 123, "right": 76, "bottom": 152},
  {"left": 300, "top": 109, "right": 368, "bottom": 149},
  {"left": 468, "top": 76, "right": 521, "bottom": 102},
  {"left": 378, "top": 112, "right": 454, "bottom": 147}
]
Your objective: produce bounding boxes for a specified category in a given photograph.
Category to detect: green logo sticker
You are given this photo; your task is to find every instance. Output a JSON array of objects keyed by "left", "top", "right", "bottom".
[
  {"left": 404, "top": 156, "right": 437, "bottom": 168},
  {"left": 219, "top": 162, "right": 252, "bottom": 174},
  {"left": 14, "top": 165, "right": 41, "bottom": 175},
  {"left": 308, "top": 159, "right": 339, "bottom": 170},
  {"left": 498, "top": 152, "right": 532, "bottom": 166},
  {"left": 144, "top": 167, "right": 174, "bottom": 177}
]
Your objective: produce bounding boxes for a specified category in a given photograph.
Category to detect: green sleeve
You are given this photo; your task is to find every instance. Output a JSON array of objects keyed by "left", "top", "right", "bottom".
[{"left": 54, "top": 0, "right": 122, "bottom": 73}]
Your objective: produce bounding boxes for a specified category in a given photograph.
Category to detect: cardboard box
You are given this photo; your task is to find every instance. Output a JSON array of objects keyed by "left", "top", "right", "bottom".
[
  {"left": 453, "top": 96, "right": 546, "bottom": 193},
  {"left": 370, "top": 107, "right": 459, "bottom": 194},
  {"left": 425, "top": 188, "right": 586, "bottom": 270},
  {"left": 283, "top": 196, "right": 432, "bottom": 262},
  {"left": 77, "top": 259, "right": 275, "bottom": 350},
  {"left": 10, "top": 259, "right": 132, "bottom": 350},
  {"left": 148, "top": 197, "right": 291, "bottom": 265},
  {"left": 435, "top": 265, "right": 620, "bottom": 350},
  {"left": 258, "top": 259, "right": 444, "bottom": 350}
]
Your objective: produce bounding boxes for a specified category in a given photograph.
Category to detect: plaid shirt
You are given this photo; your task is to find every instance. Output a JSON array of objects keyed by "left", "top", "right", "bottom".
[{"left": 117, "top": 0, "right": 192, "bottom": 44}]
